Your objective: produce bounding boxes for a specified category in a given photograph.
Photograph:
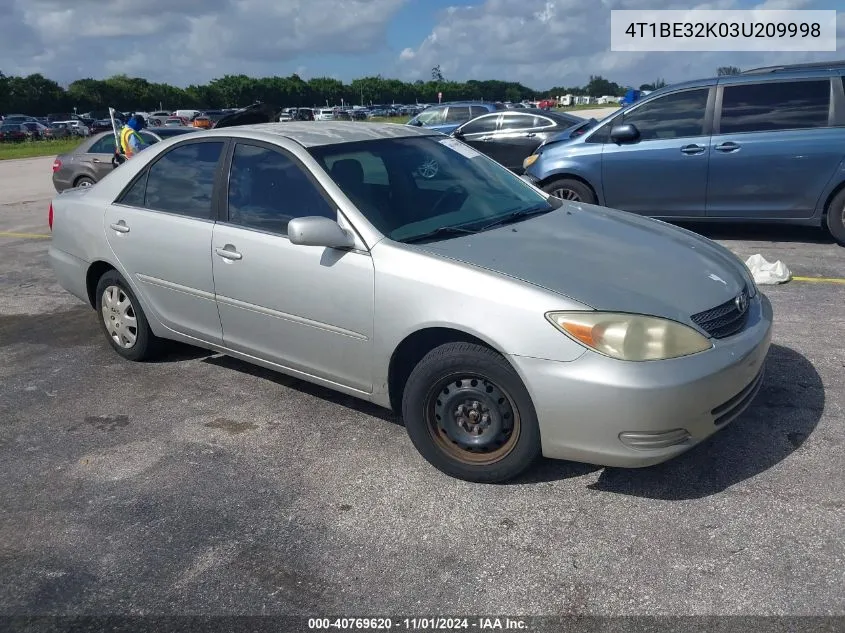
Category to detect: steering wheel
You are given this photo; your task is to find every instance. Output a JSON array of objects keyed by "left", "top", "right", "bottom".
[{"left": 430, "top": 184, "right": 469, "bottom": 217}]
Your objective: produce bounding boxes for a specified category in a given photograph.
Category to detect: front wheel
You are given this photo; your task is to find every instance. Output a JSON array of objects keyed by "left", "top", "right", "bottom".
[
  {"left": 543, "top": 177, "right": 596, "bottom": 204},
  {"left": 826, "top": 188, "right": 845, "bottom": 246},
  {"left": 401, "top": 342, "right": 541, "bottom": 483}
]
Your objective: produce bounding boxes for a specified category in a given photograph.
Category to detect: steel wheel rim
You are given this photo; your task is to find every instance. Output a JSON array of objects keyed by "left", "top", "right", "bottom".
[
  {"left": 424, "top": 373, "right": 521, "bottom": 465},
  {"left": 101, "top": 285, "right": 138, "bottom": 349},
  {"left": 78, "top": 180, "right": 93, "bottom": 187},
  {"left": 552, "top": 188, "right": 581, "bottom": 201}
]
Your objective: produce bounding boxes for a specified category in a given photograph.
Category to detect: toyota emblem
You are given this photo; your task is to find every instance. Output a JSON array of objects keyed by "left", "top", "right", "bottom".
[{"left": 735, "top": 292, "right": 748, "bottom": 314}]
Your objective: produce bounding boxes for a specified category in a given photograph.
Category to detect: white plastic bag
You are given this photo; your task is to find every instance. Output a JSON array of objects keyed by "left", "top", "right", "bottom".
[{"left": 745, "top": 254, "right": 791, "bottom": 285}]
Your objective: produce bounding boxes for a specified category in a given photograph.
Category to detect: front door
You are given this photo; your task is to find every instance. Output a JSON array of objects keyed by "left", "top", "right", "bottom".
[
  {"left": 211, "top": 141, "right": 375, "bottom": 392},
  {"left": 488, "top": 113, "right": 547, "bottom": 172},
  {"left": 103, "top": 139, "right": 226, "bottom": 344},
  {"left": 707, "top": 78, "right": 844, "bottom": 219},
  {"left": 600, "top": 87, "right": 713, "bottom": 218}
]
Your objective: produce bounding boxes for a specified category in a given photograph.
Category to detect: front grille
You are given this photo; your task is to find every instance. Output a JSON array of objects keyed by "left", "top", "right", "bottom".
[{"left": 690, "top": 290, "right": 750, "bottom": 338}]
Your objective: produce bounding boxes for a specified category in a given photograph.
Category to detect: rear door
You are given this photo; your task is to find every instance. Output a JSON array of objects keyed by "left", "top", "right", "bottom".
[
  {"left": 78, "top": 134, "right": 118, "bottom": 181},
  {"left": 487, "top": 113, "right": 551, "bottom": 172},
  {"left": 706, "top": 76, "right": 845, "bottom": 219},
  {"left": 103, "top": 138, "right": 227, "bottom": 344}
]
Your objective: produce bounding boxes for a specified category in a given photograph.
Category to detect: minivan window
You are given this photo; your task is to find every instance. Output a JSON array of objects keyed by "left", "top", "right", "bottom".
[
  {"left": 719, "top": 79, "right": 830, "bottom": 134},
  {"left": 615, "top": 88, "right": 709, "bottom": 141}
]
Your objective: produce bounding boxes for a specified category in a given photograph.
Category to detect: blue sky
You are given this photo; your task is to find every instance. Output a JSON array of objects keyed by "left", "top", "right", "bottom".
[{"left": 0, "top": 0, "right": 842, "bottom": 89}]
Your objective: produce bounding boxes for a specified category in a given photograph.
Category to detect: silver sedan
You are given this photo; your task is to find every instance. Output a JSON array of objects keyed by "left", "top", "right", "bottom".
[{"left": 48, "top": 122, "right": 772, "bottom": 482}]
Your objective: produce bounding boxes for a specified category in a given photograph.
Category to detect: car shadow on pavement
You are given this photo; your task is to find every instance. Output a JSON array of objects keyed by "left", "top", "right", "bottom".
[
  {"left": 675, "top": 221, "right": 834, "bottom": 244},
  {"left": 585, "top": 343, "right": 824, "bottom": 500},
  {"left": 202, "top": 354, "right": 402, "bottom": 425}
]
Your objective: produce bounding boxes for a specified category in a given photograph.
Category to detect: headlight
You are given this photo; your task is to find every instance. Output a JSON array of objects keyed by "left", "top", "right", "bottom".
[
  {"left": 523, "top": 153, "right": 539, "bottom": 169},
  {"left": 546, "top": 311, "right": 713, "bottom": 361}
]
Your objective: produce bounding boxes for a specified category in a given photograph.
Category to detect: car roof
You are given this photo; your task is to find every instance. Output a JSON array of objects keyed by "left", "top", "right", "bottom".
[{"left": 202, "top": 121, "right": 440, "bottom": 147}]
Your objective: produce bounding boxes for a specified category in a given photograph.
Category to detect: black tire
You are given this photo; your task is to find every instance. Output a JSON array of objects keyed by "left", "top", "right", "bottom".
[
  {"left": 825, "top": 188, "right": 845, "bottom": 246},
  {"left": 401, "top": 342, "right": 541, "bottom": 483},
  {"left": 94, "top": 270, "right": 161, "bottom": 361},
  {"left": 543, "top": 177, "right": 596, "bottom": 204},
  {"left": 74, "top": 176, "right": 95, "bottom": 188}
]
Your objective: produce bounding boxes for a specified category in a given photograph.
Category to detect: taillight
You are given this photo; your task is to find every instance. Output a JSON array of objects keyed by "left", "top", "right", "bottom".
[
  {"left": 52, "top": 158, "right": 62, "bottom": 173},
  {"left": 48, "top": 202, "right": 53, "bottom": 231}
]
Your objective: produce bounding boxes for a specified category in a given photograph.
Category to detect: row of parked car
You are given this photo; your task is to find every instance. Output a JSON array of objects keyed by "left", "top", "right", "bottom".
[{"left": 0, "top": 114, "right": 93, "bottom": 142}]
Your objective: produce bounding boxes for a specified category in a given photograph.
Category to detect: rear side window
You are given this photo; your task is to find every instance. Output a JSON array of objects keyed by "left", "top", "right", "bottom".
[
  {"left": 470, "top": 105, "right": 489, "bottom": 117},
  {"left": 119, "top": 141, "right": 224, "bottom": 218},
  {"left": 444, "top": 106, "right": 471, "bottom": 122},
  {"left": 719, "top": 80, "right": 830, "bottom": 134},
  {"left": 89, "top": 135, "right": 116, "bottom": 154},
  {"left": 499, "top": 114, "right": 539, "bottom": 131}
]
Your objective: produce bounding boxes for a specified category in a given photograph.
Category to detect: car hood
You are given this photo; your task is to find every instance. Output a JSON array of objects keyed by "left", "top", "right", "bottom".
[{"left": 413, "top": 205, "right": 749, "bottom": 324}]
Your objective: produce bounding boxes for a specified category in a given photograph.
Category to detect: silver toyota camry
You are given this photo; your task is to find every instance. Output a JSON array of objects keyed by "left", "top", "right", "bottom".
[{"left": 48, "top": 121, "right": 772, "bottom": 483}]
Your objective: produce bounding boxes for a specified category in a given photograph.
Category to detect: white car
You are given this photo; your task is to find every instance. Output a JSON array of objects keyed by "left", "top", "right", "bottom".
[
  {"left": 56, "top": 120, "right": 90, "bottom": 137},
  {"left": 315, "top": 109, "right": 335, "bottom": 121}
]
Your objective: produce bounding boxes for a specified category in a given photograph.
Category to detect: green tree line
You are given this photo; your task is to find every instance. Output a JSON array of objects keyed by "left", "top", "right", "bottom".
[{"left": 0, "top": 69, "right": 640, "bottom": 116}]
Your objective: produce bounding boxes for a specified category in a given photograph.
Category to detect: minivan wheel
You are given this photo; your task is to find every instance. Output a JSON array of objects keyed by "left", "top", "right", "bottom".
[
  {"left": 544, "top": 177, "right": 596, "bottom": 204},
  {"left": 826, "top": 188, "right": 845, "bottom": 246},
  {"left": 95, "top": 270, "right": 161, "bottom": 361},
  {"left": 401, "top": 342, "right": 541, "bottom": 483}
]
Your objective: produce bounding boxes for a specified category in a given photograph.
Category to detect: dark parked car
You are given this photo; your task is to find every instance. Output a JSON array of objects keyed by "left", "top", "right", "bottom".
[
  {"left": 52, "top": 127, "right": 197, "bottom": 191},
  {"left": 451, "top": 109, "right": 586, "bottom": 173},
  {"left": 406, "top": 101, "right": 505, "bottom": 135},
  {"left": 0, "top": 123, "right": 28, "bottom": 142},
  {"left": 521, "top": 60, "right": 845, "bottom": 245},
  {"left": 90, "top": 119, "right": 116, "bottom": 134}
]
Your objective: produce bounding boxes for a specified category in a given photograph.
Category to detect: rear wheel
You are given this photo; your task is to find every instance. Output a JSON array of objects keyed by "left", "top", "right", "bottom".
[
  {"left": 543, "top": 177, "right": 596, "bottom": 204},
  {"left": 95, "top": 270, "right": 161, "bottom": 361},
  {"left": 75, "top": 176, "right": 95, "bottom": 188},
  {"left": 401, "top": 342, "right": 541, "bottom": 483},
  {"left": 826, "top": 188, "right": 845, "bottom": 246}
]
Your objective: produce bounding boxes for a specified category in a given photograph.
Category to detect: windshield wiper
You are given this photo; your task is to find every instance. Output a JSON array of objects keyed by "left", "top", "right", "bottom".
[
  {"left": 478, "top": 203, "right": 556, "bottom": 231},
  {"left": 401, "top": 225, "right": 478, "bottom": 244}
]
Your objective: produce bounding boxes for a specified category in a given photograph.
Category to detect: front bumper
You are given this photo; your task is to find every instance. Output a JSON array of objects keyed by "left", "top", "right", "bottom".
[{"left": 509, "top": 293, "right": 773, "bottom": 468}]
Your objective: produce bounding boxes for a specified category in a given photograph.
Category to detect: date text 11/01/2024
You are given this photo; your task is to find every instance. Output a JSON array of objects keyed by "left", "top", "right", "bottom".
[
  {"left": 623, "top": 21, "right": 821, "bottom": 38},
  {"left": 308, "top": 617, "right": 529, "bottom": 630}
]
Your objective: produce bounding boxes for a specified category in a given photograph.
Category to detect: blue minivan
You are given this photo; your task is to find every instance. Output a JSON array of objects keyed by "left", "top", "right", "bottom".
[
  {"left": 522, "top": 61, "right": 845, "bottom": 245},
  {"left": 406, "top": 101, "right": 505, "bottom": 135}
]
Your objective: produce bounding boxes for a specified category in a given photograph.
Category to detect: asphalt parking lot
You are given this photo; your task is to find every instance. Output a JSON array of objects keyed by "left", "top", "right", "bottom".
[{"left": 0, "top": 156, "right": 843, "bottom": 617}]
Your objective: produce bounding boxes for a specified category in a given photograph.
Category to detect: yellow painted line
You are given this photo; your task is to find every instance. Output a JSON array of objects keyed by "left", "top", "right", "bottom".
[
  {"left": 0, "top": 231, "right": 51, "bottom": 239},
  {"left": 792, "top": 276, "right": 845, "bottom": 285}
]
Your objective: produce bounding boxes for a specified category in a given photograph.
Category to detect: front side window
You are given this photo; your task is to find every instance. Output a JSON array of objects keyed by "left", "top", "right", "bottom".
[
  {"left": 719, "top": 79, "right": 830, "bottom": 134},
  {"left": 142, "top": 141, "right": 224, "bottom": 218},
  {"left": 460, "top": 115, "right": 499, "bottom": 134},
  {"left": 499, "top": 114, "right": 539, "bottom": 131},
  {"left": 617, "top": 88, "right": 710, "bottom": 140},
  {"left": 309, "top": 136, "right": 554, "bottom": 243},
  {"left": 413, "top": 107, "right": 446, "bottom": 125},
  {"left": 227, "top": 143, "right": 336, "bottom": 235}
]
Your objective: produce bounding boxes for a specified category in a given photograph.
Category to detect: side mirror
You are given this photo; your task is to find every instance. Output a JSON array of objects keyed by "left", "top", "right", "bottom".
[
  {"left": 453, "top": 130, "right": 464, "bottom": 139},
  {"left": 610, "top": 123, "right": 640, "bottom": 144},
  {"left": 288, "top": 216, "right": 355, "bottom": 249}
]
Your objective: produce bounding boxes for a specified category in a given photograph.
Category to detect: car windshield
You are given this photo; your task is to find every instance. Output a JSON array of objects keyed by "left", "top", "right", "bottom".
[{"left": 308, "top": 136, "right": 555, "bottom": 243}]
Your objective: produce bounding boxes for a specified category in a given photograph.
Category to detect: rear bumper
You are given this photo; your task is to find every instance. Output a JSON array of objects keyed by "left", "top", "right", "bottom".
[
  {"left": 509, "top": 293, "right": 773, "bottom": 468},
  {"left": 48, "top": 246, "right": 90, "bottom": 305}
]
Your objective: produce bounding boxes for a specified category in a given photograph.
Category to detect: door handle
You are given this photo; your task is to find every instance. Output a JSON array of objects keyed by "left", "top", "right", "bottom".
[
  {"left": 109, "top": 221, "right": 129, "bottom": 233},
  {"left": 680, "top": 144, "right": 705, "bottom": 155},
  {"left": 92, "top": 158, "right": 103, "bottom": 163},
  {"left": 715, "top": 141, "right": 741, "bottom": 152},
  {"left": 479, "top": 136, "right": 493, "bottom": 141},
  {"left": 215, "top": 245, "right": 242, "bottom": 261},
  {"left": 524, "top": 132, "right": 536, "bottom": 138}
]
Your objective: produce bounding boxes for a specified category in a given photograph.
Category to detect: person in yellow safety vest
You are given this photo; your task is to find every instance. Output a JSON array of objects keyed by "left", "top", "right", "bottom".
[{"left": 119, "top": 115, "right": 149, "bottom": 159}]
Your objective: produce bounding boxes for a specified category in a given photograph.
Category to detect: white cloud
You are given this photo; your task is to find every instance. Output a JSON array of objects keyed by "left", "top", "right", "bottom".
[
  {"left": 0, "top": 0, "right": 407, "bottom": 85},
  {"left": 396, "top": 0, "right": 844, "bottom": 88}
]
